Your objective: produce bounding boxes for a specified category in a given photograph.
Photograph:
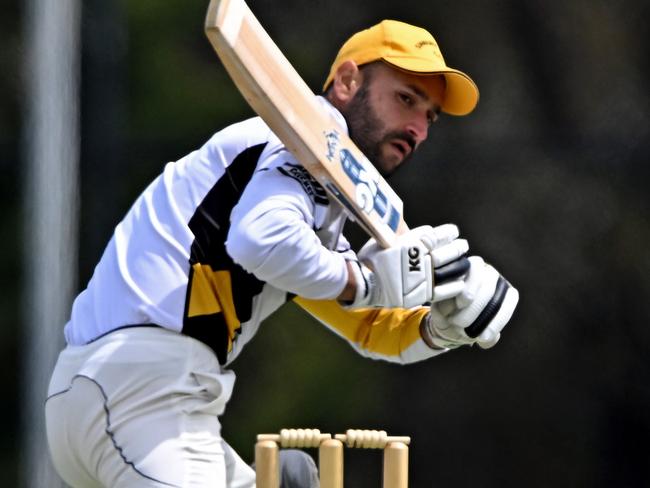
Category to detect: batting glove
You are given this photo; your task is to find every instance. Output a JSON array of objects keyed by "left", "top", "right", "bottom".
[
  {"left": 346, "top": 224, "right": 470, "bottom": 309},
  {"left": 422, "top": 256, "right": 519, "bottom": 349}
]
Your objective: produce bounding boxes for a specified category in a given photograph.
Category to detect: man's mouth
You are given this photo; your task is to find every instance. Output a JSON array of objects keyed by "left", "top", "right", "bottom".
[{"left": 390, "top": 138, "right": 415, "bottom": 159}]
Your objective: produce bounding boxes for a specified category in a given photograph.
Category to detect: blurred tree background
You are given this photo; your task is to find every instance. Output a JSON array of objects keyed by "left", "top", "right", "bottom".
[{"left": 2, "top": 0, "right": 649, "bottom": 486}]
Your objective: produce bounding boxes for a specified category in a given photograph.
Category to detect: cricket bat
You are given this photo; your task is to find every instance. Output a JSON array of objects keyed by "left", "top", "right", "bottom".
[{"left": 204, "top": 0, "right": 408, "bottom": 248}]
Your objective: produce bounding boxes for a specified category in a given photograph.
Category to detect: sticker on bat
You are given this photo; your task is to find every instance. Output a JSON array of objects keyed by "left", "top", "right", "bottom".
[
  {"left": 339, "top": 149, "right": 400, "bottom": 231},
  {"left": 324, "top": 130, "right": 340, "bottom": 162},
  {"left": 323, "top": 130, "right": 401, "bottom": 231}
]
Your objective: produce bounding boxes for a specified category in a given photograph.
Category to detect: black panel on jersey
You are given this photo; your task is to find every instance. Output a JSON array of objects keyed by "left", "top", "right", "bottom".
[{"left": 183, "top": 143, "right": 267, "bottom": 364}]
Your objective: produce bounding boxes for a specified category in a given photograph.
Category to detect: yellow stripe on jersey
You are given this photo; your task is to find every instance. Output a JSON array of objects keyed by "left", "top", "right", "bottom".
[
  {"left": 293, "top": 297, "right": 428, "bottom": 357},
  {"left": 187, "top": 263, "right": 241, "bottom": 350}
]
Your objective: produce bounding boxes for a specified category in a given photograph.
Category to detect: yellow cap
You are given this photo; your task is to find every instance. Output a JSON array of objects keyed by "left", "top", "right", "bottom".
[{"left": 323, "top": 20, "right": 479, "bottom": 116}]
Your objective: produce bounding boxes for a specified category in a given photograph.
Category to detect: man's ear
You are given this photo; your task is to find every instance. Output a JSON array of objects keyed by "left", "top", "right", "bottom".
[{"left": 329, "top": 60, "right": 362, "bottom": 107}]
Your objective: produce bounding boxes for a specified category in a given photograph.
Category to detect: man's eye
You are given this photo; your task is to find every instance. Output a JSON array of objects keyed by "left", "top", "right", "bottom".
[
  {"left": 428, "top": 108, "right": 441, "bottom": 125},
  {"left": 399, "top": 93, "right": 413, "bottom": 105}
]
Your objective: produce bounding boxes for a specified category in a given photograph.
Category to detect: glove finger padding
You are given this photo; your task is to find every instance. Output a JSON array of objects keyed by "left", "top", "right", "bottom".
[
  {"left": 412, "top": 224, "right": 470, "bottom": 303},
  {"left": 433, "top": 257, "right": 470, "bottom": 283},
  {"left": 430, "top": 278, "right": 466, "bottom": 303},
  {"left": 475, "top": 285, "right": 519, "bottom": 349},
  {"left": 416, "top": 223, "right": 460, "bottom": 250},
  {"left": 431, "top": 256, "right": 470, "bottom": 302},
  {"left": 429, "top": 239, "right": 469, "bottom": 267},
  {"left": 451, "top": 257, "right": 499, "bottom": 328}
]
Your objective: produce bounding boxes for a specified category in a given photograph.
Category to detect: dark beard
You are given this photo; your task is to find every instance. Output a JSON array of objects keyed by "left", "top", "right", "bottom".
[
  {"left": 342, "top": 83, "right": 384, "bottom": 170},
  {"left": 342, "top": 83, "right": 415, "bottom": 177}
]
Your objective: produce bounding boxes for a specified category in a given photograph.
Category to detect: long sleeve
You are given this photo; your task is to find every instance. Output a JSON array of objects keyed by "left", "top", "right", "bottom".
[{"left": 294, "top": 297, "right": 447, "bottom": 364}]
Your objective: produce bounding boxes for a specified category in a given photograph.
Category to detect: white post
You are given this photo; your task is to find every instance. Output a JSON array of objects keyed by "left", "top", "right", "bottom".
[{"left": 22, "top": 0, "right": 81, "bottom": 486}]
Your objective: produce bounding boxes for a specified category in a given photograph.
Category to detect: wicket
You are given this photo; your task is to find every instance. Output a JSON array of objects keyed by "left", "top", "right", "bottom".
[{"left": 254, "top": 428, "right": 410, "bottom": 488}]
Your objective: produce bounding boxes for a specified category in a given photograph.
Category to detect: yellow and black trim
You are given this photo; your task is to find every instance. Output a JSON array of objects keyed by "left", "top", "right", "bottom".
[{"left": 182, "top": 144, "right": 267, "bottom": 364}]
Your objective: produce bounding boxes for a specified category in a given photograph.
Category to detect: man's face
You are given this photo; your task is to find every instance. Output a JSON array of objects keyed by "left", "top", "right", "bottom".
[{"left": 341, "top": 63, "right": 445, "bottom": 176}]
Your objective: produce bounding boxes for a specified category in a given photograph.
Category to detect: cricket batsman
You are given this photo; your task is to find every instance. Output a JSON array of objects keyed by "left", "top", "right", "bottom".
[{"left": 45, "top": 18, "right": 519, "bottom": 488}]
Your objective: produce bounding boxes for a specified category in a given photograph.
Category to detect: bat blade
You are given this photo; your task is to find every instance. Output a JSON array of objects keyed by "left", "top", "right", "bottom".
[{"left": 205, "top": 0, "right": 408, "bottom": 248}]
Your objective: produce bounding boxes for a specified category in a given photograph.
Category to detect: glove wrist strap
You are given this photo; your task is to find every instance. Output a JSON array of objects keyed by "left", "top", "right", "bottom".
[
  {"left": 423, "top": 312, "right": 462, "bottom": 349},
  {"left": 344, "top": 261, "right": 376, "bottom": 308}
]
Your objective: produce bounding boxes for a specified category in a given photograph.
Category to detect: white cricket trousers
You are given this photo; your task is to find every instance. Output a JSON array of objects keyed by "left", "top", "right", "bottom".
[{"left": 45, "top": 326, "right": 256, "bottom": 488}]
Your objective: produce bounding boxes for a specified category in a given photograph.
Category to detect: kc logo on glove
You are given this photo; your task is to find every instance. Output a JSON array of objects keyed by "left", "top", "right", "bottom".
[{"left": 408, "top": 247, "right": 421, "bottom": 272}]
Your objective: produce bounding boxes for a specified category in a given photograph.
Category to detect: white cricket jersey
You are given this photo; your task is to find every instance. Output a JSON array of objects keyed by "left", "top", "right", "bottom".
[{"left": 65, "top": 97, "right": 444, "bottom": 366}]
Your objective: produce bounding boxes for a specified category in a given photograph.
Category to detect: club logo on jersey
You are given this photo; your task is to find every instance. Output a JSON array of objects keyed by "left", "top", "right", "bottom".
[
  {"left": 323, "top": 130, "right": 401, "bottom": 231},
  {"left": 278, "top": 163, "right": 329, "bottom": 206}
]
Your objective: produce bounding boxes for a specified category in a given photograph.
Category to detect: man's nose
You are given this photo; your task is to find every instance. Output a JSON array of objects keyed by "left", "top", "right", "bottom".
[{"left": 405, "top": 114, "right": 429, "bottom": 145}]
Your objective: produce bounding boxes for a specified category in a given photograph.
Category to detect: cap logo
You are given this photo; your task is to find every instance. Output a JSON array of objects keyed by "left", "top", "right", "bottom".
[{"left": 415, "top": 40, "right": 435, "bottom": 48}]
